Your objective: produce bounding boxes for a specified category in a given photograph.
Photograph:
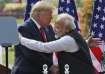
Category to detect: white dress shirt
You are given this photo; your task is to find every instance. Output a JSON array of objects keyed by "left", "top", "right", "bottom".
[
  {"left": 31, "top": 18, "right": 41, "bottom": 29},
  {"left": 20, "top": 35, "right": 79, "bottom": 53}
]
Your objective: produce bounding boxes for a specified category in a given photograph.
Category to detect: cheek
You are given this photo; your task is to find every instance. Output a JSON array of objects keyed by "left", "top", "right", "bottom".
[
  {"left": 45, "top": 17, "right": 51, "bottom": 24},
  {"left": 46, "top": 17, "right": 52, "bottom": 23},
  {"left": 54, "top": 28, "right": 61, "bottom": 34},
  {"left": 41, "top": 18, "right": 49, "bottom": 25},
  {"left": 53, "top": 28, "right": 57, "bottom": 33}
]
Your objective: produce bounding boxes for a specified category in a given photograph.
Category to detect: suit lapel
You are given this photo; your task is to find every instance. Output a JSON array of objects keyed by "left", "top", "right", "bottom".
[{"left": 28, "top": 19, "right": 41, "bottom": 40}]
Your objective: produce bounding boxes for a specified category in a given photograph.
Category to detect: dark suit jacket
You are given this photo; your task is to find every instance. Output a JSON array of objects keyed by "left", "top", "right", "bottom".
[{"left": 11, "top": 19, "right": 55, "bottom": 74}]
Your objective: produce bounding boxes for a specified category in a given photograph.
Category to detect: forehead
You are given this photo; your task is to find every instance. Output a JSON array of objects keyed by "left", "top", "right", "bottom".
[
  {"left": 55, "top": 20, "right": 64, "bottom": 25},
  {"left": 42, "top": 9, "right": 52, "bottom": 14},
  {"left": 54, "top": 22, "right": 64, "bottom": 28},
  {"left": 39, "top": 10, "right": 52, "bottom": 17}
]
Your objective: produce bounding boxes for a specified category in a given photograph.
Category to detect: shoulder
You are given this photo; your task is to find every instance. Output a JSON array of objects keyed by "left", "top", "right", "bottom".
[
  {"left": 61, "top": 35, "right": 79, "bottom": 52},
  {"left": 56, "top": 35, "right": 76, "bottom": 44},
  {"left": 18, "top": 19, "right": 33, "bottom": 33},
  {"left": 61, "top": 35, "right": 74, "bottom": 41},
  {"left": 60, "top": 35, "right": 77, "bottom": 46}
]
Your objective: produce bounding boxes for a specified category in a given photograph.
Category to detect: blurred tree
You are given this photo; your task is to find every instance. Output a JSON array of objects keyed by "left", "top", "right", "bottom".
[
  {"left": 16, "top": 0, "right": 22, "bottom": 3},
  {"left": 78, "top": 0, "right": 93, "bottom": 38},
  {"left": 0, "top": 0, "right": 13, "bottom": 3},
  {"left": 4, "top": 0, "right": 10, "bottom": 3},
  {"left": 75, "top": 0, "right": 83, "bottom": 8},
  {"left": 0, "top": 0, "right": 23, "bottom": 3},
  {"left": 0, "top": 0, "right": 5, "bottom": 11}
]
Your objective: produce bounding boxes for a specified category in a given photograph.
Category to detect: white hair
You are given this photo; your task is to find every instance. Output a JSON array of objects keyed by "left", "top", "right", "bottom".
[
  {"left": 56, "top": 13, "right": 76, "bottom": 30},
  {"left": 30, "top": 1, "right": 53, "bottom": 17}
]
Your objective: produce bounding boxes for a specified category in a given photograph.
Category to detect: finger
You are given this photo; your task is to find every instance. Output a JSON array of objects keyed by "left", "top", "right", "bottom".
[{"left": 93, "top": 38, "right": 101, "bottom": 41}]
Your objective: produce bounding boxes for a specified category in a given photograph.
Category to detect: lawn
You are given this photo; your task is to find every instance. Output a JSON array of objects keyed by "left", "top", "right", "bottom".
[
  {"left": 2, "top": 47, "right": 14, "bottom": 69},
  {"left": 16, "top": 18, "right": 24, "bottom": 25}
]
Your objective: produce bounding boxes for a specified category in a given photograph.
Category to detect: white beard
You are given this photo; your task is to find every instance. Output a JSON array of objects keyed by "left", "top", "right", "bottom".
[{"left": 55, "top": 34, "right": 61, "bottom": 39}]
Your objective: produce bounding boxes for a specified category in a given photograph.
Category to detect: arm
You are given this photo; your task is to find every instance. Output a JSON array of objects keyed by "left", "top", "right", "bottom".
[
  {"left": 16, "top": 25, "right": 35, "bottom": 58},
  {"left": 20, "top": 35, "right": 79, "bottom": 53}
]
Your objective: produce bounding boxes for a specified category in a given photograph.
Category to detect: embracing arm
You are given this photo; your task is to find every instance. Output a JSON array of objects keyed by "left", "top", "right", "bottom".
[{"left": 20, "top": 35, "right": 79, "bottom": 53}]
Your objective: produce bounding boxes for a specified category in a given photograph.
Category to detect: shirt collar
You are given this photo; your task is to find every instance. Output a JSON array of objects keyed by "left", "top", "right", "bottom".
[{"left": 31, "top": 17, "right": 41, "bottom": 29}]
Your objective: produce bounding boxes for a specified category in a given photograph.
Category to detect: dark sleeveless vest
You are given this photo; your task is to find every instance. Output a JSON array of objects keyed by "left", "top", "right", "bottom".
[{"left": 58, "top": 30, "right": 95, "bottom": 74}]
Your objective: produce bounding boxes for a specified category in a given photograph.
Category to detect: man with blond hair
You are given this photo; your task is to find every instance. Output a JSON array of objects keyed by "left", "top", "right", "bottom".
[
  {"left": 11, "top": 1, "right": 55, "bottom": 74},
  {"left": 19, "top": 13, "right": 96, "bottom": 74}
]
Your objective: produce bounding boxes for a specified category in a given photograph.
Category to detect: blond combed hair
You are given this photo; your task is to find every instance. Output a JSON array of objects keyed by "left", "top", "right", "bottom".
[
  {"left": 55, "top": 13, "right": 76, "bottom": 30},
  {"left": 30, "top": 1, "right": 53, "bottom": 17}
]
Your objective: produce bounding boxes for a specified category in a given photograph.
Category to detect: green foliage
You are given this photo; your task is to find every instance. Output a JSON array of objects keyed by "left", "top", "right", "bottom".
[
  {"left": 16, "top": 18, "right": 24, "bottom": 24},
  {"left": 75, "top": 0, "right": 83, "bottom": 8},
  {"left": 0, "top": 1, "right": 5, "bottom": 8},
  {"left": 2, "top": 47, "right": 14, "bottom": 68},
  {"left": 1, "top": 0, "right": 16, "bottom": 3}
]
